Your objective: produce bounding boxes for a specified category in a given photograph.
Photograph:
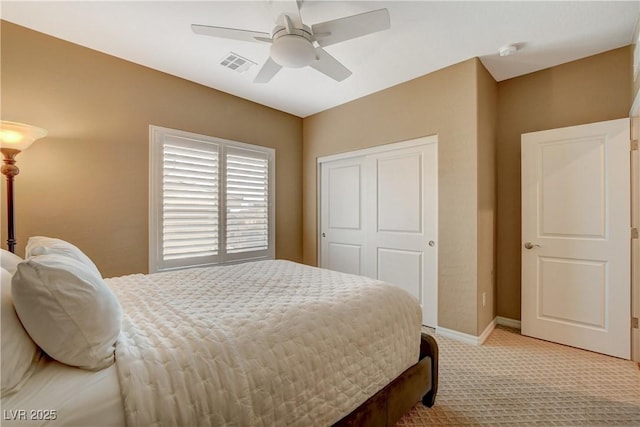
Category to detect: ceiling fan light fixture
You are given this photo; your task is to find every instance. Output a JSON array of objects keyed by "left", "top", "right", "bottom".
[{"left": 270, "top": 34, "right": 316, "bottom": 68}]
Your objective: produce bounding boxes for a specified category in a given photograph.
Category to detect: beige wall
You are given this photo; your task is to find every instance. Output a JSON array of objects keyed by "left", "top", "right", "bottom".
[
  {"left": 0, "top": 22, "right": 303, "bottom": 277},
  {"left": 476, "top": 61, "right": 498, "bottom": 333},
  {"left": 303, "top": 58, "right": 492, "bottom": 336},
  {"left": 496, "top": 46, "right": 632, "bottom": 320},
  {"left": 4, "top": 21, "right": 631, "bottom": 336}
]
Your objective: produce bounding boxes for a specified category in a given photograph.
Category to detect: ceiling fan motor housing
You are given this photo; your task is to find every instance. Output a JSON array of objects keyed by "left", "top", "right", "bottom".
[{"left": 270, "top": 26, "right": 316, "bottom": 68}]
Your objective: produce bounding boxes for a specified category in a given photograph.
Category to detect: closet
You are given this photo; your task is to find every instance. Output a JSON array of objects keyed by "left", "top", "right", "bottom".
[{"left": 318, "top": 136, "right": 438, "bottom": 327}]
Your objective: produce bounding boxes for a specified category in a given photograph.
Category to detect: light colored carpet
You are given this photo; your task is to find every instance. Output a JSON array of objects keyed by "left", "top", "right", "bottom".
[{"left": 396, "top": 326, "right": 640, "bottom": 426}]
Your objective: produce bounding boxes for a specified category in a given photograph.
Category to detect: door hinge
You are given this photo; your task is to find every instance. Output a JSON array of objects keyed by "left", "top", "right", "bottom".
[
  {"left": 633, "top": 317, "right": 639, "bottom": 329},
  {"left": 633, "top": 228, "right": 639, "bottom": 239},
  {"left": 632, "top": 140, "right": 639, "bottom": 151}
]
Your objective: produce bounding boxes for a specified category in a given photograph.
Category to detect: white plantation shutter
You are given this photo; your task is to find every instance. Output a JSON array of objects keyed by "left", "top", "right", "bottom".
[
  {"left": 150, "top": 126, "right": 274, "bottom": 272},
  {"left": 225, "top": 149, "right": 269, "bottom": 254},
  {"left": 162, "top": 142, "right": 219, "bottom": 261}
]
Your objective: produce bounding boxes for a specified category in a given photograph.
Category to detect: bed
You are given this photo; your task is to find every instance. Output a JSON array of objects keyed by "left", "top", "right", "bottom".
[{"left": 1, "top": 237, "right": 438, "bottom": 426}]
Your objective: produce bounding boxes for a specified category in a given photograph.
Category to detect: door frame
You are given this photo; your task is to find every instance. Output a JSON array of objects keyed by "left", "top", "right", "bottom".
[
  {"left": 316, "top": 135, "right": 438, "bottom": 167},
  {"left": 317, "top": 134, "right": 438, "bottom": 324},
  {"left": 630, "top": 93, "right": 640, "bottom": 362}
]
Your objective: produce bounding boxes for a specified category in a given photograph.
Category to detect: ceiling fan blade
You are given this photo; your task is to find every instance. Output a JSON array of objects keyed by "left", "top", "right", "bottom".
[
  {"left": 254, "top": 57, "right": 283, "bottom": 83},
  {"left": 312, "top": 8, "right": 390, "bottom": 47},
  {"left": 191, "top": 24, "right": 271, "bottom": 44},
  {"left": 309, "top": 47, "right": 352, "bottom": 82}
]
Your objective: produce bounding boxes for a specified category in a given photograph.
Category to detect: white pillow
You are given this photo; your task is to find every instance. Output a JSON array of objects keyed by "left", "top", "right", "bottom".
[
  {"left": 12, "top": 254, "right": 121, "bottom": 370},
  {"left": 25, "top": 236, "right": 102, "bottom": 277},
  {"left": 0, "top": 249, "right": 23, "bottom": 275},
  {"left": 1, "top": 267, "right": 41, "bottom": 397}
]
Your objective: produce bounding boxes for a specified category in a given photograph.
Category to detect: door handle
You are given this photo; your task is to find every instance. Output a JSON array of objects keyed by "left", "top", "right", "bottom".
[{"left": 524, "top": 242, "right": 541, "bottom": 249}]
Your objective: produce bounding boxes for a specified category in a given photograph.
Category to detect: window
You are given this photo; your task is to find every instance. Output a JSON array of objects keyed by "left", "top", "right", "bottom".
[{"left": 149, "top": 126, "right": 274, "bottom": 272}]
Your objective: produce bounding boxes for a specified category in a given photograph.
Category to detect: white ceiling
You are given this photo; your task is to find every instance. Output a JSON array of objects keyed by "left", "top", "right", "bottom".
[{"left": 1, "top": 1, "right": 638, "bottom": 117}]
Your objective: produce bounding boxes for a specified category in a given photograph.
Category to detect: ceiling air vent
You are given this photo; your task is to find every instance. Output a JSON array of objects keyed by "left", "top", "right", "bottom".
[{"left": 220, "top": 52, "right": 256, "bottom": 73}]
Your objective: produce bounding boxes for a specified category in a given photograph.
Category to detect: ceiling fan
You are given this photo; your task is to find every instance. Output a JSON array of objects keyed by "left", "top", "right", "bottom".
[{"left": 191, "top": 1, "right": 390, "bottom": 83}]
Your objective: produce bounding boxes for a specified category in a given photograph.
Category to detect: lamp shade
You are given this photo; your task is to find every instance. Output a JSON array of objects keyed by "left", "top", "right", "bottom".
[{"left": 0, "top": 121, "right": 48, "bottom": 152}]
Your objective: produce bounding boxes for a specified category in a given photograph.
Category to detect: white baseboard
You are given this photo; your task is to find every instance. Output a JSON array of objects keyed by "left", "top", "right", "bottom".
[
  {"left": 496, "top": 316, "right": 521, "bottom": 329},
  {"left": 436, "top": 318, "right": 496, "bottom": 346},
  {"left": 478, "top": 318, "right": 497, "bottom": 344},
  {"left": 436, "top": 317, "right": 524, "bottom": 346},
  {"left": 436, "top": 326, "right": 479, "bottom": 345}
]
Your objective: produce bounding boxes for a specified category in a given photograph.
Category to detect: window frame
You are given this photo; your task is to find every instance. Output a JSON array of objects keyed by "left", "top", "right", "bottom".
[{"left": 149, "top": 125, "right": 275, "bottom": 272}]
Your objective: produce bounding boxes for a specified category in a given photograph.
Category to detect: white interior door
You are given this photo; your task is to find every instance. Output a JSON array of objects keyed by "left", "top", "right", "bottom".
[
  {"left": 521, "top": 118, "right": 630, "bottom": 359},
  {"left": 365, "top": 144, "right": 438, "bottom": 327},
  {"left": 320, "top": 156, "right": 366, "bottom": 276},
  {"left": 319, "top": 137, "right": 438, "bottom": 327}
]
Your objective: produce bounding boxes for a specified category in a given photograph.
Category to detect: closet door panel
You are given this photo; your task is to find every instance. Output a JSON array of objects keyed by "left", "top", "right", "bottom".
[
  {"left": 320, "top": 157, "right": 366, "bottom": 275},
  {"left": 377, "top": 155, "right": 422, "bottom": 233},
  {"left": 367, "top": 143, "right": 438, "bottom": 327}
]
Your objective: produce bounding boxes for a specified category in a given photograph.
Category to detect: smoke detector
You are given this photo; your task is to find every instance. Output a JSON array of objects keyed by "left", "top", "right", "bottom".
[{"left": 499, "top": 44, "right": 518, "bottom": 57}]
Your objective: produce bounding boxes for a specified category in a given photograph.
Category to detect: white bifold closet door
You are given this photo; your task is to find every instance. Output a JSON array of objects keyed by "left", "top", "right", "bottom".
[{"left": 319, "top": 137, "right": 438, "bottom": 327}]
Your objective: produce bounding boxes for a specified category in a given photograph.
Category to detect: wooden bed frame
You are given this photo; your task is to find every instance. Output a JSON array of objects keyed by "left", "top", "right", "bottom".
[{"left": 334, "top": 333, "right": 439, "bottom": 426}]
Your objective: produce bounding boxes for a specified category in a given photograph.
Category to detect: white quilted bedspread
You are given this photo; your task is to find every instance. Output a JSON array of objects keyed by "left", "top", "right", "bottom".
[{"left": 106, "top": 260, "right": 421, "bottom": 427}]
